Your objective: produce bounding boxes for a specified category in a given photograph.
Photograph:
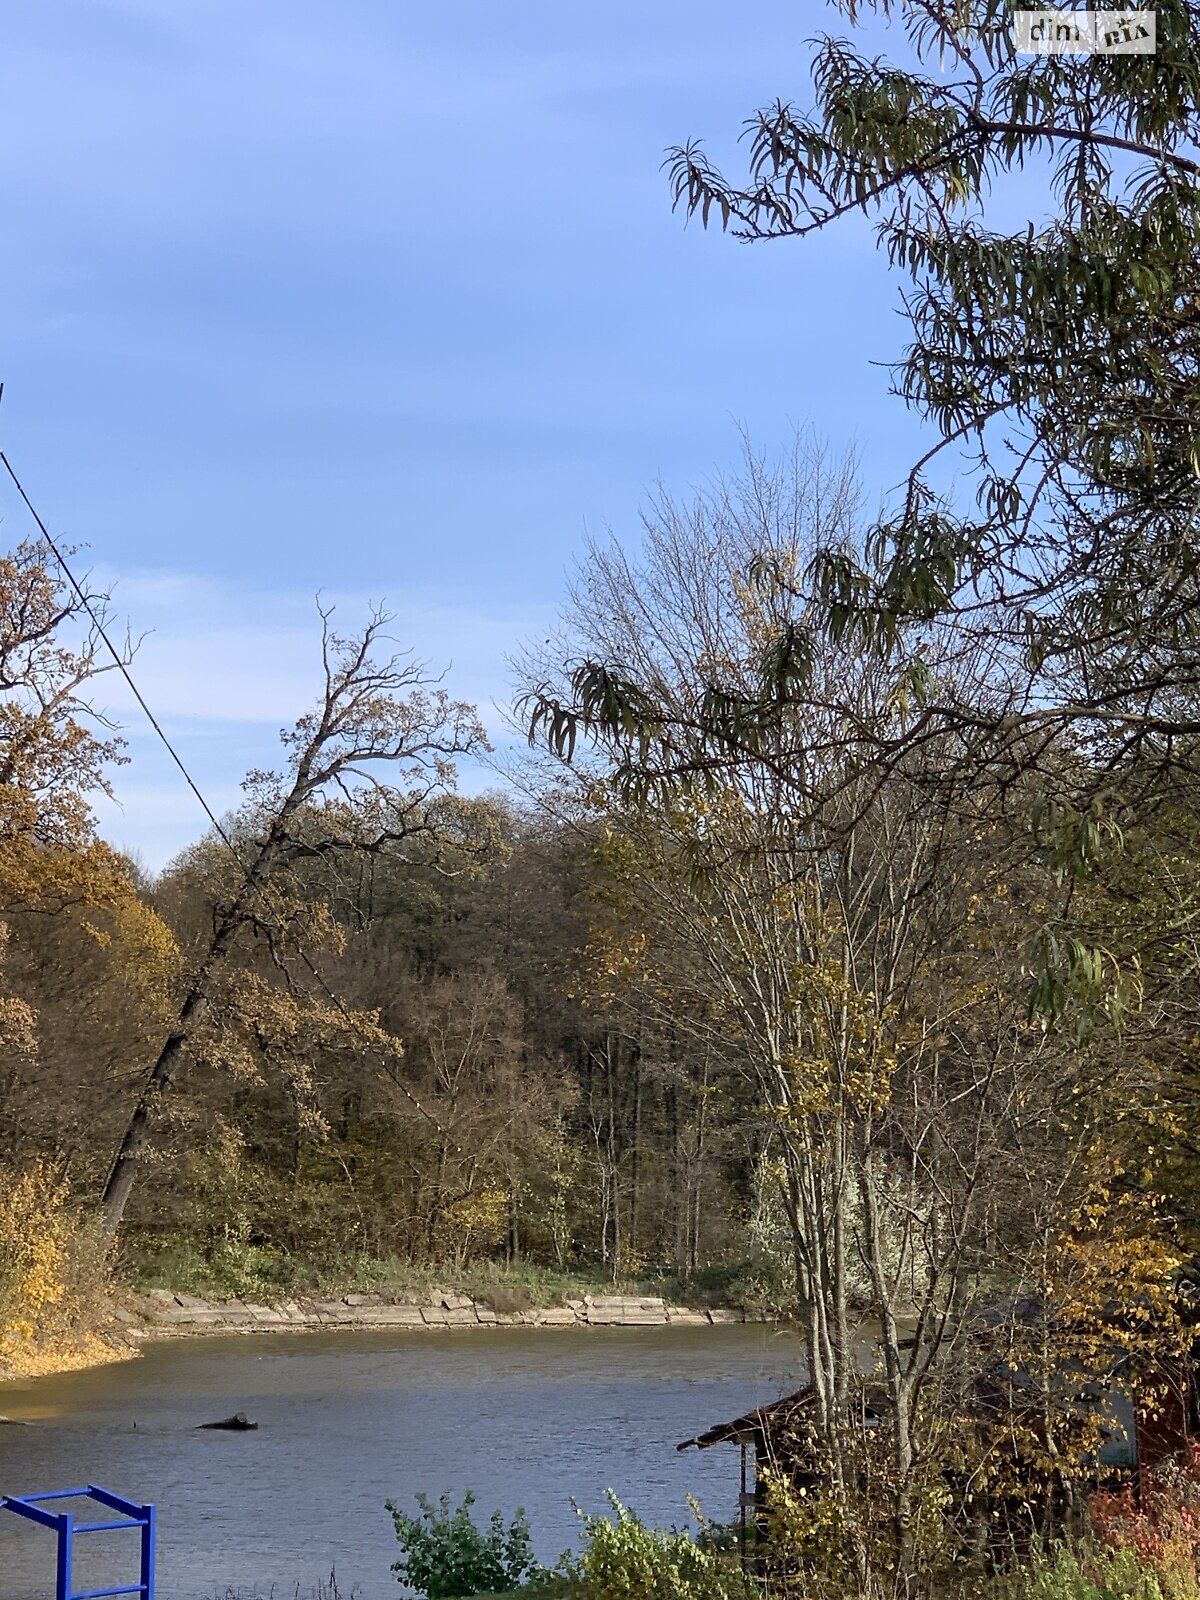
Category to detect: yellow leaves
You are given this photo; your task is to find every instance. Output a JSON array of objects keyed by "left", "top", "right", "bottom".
[
  {"left": 0, "top": 1162, "right": 107, "bottom": 1377},
  {"left": 0, "top": 1162, "right": 118, "bottom": 1380},
  {"left": 76, "top": 876, "right": 178, "bottom": 1012},
  {"left": 1045, "top": 1178, "right": 1190, "bottom": 1382},
  {"left": 761, "top": 1462, "right": 852, "bottom": 1578},
  {"left": 6, "top": 1333, "right": 128, "bottom": 1380},
  {"left": 253, "top": 885, "right": 348, "bottom": 960},
  {"left": 0, "top": 1162, "right": 70, "bottom": 1325},
  {"left": 573, "top": 922, "right": 668, "bottom": 1009},
  {"left": 108, "top": 887, "right": 177, "bottom": 966},
  {"left": 0, "top": 990, "right": 36, "bottom": 1056},
  {"left": 204, "top": 970, "right": 402, "bottom": 1138},
  {"left": 0, "top": 841, "right": 180, "bottom": 1089},
  {"left": 0, "top": 831, "right": 123, "bottom": 915},
  {"left": 773, "top": 960, "right": 899, "bottom": 1118},
  {"left": 199, "top": 1021, "right": 267, "bottom": 1086},
  {"left": 442, "top": 1186, "right": 510, "bottom": 1251}
]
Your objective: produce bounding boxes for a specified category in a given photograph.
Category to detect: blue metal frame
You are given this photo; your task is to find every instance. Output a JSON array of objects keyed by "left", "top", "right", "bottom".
[{"left": 1, "top": 1485, "right": 155, "bottom": 1600}]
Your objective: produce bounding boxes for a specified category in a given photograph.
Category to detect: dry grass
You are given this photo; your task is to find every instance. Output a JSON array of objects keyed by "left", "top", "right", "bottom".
[{"left": 205, "top": 1580, "right": 359, "bottom": 1600}]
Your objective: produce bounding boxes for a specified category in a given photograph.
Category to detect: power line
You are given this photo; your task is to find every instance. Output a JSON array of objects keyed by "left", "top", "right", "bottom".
[
  {"left": 0, "top": 447, "right": 459, "bottom": 1148},
  {"left": 0, "top": 450, "right": 243, "bottom": 861}
]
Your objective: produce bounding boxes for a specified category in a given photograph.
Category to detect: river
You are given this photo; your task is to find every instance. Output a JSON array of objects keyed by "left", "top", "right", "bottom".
[{"left": 0, "top": 1325, "right": 800, "bottom": 1599}]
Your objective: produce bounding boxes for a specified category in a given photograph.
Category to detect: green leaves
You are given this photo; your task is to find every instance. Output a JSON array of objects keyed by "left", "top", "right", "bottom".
[
  {"left": 565, "top": 1493, "right": 751, "bottom": 1600},
  {"left": 1025, "top": 928, "right": 1124, "bottom": 1033},
  {"left": 661, "top": 0, "right": 1200, "bottom": 708},
  {"left": 522, "top": 665, "right": 654, "bottom": 770},
  {"left": 1031, "top": 794, "right": 1125, "bottom": 886},
  {"left": 386, "top": 1491, "right": 544, "bottom": 1599},
  {"left": 385, "top": 1490, "right": 750, "bottom": 1600}
]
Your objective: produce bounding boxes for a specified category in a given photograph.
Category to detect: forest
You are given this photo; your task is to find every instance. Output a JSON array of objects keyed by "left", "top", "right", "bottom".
[{"left": 0, "top": 540, "right": 770, "bottom": 1306}]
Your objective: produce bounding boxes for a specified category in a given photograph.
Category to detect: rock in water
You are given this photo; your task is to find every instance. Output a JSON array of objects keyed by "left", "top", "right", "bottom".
[{"left": 196, "top": 1412, "right": 258, "bottom": 1431}]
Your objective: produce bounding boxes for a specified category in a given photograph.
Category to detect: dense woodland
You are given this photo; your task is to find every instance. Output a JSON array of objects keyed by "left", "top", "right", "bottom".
[
  {"left": 0, "top": 653, "right": 760, "bottom": 1289},
  {"left": 0, "top": 568, "right": 771, "bottom": 1294},
  {"left": 8, "top": 1, "right": 1200, "bottom": 1594}
]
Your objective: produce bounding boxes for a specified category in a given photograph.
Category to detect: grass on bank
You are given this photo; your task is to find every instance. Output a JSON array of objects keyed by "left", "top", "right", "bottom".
[
  {"left": 206, "top": 1546, "right": 1200, "bottom": 1600},
  {"left": 380, "top": 1455, "right": 1200, "bottom": 1600},
  {"left": 125, "top": 1234, "right": 784, "bottom": 1314}
]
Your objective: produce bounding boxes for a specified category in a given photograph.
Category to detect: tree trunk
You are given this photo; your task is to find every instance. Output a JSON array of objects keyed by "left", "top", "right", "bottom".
[
  {"left": 99, "top": 815, "right": 290, "bottom": 1244},
  {"left": 99, "top": 1026, "right": 194, "bottom": 1246},
  {"left": 628, "top": 1033, "right": 642, "bottom": 1259}
]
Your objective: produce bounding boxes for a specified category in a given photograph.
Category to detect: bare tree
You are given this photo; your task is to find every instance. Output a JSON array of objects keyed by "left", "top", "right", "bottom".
[
  {"left": 99, "top": 607, "right": 487, "bottom": 1244},
  {"left": 521, "top": 441, "right": 1111, "bottom": 1577}
]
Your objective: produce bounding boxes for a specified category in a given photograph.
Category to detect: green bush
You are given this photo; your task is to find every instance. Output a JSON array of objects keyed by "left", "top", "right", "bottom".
[
  {"left": 386, "top": 1491, "right": 543, "bottom": 1599},
  {"left": 566, "top": 1494, "right": 750, "bottom": 1600},
  {"left": 1010, "top": 1541, "right": 1200, "bottom": 1600}
]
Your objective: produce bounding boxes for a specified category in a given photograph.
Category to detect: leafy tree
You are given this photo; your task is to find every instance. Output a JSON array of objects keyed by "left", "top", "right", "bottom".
[
  {"left": 660, "top": 0, "right": 1200, "bottom": 771},
  {"left": 527, "top": 5, "right": 1200, "bottom": 948},
  {"left": 1, "top": 859, "right": 177, "bottom": 1180},
  {"left": 523, "top": 445, "right": 1190, "bottom": 1584},
  {"left": 0, "top": 540, "right": 160, "bottom": 1057}
]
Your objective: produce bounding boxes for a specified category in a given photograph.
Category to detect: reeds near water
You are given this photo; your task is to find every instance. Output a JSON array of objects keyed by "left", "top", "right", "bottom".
[{"left": 206, "top": 1575, "right": 359, "bottom": 1599}]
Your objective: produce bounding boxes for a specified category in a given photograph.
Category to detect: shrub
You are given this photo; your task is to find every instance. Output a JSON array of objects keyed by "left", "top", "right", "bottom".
[
  {"left": 1015, "top": 1540, "right": 1200, "bottom": 1600},
  {"left": 1086, "top": 1444, "right": 1200, "bottom": 1600},
  {"left": 485, "top": 1285, "right": 536, "bottom": 1315},
  {"left": 386, "top": 1491, "right": 543, "bottom": 1599},
  {"left": 566, "top": 1493, "right": 750, "bottom": 1600},
  {"left": 0, "top": 1161, "right": 111, "bottom": 1376}
]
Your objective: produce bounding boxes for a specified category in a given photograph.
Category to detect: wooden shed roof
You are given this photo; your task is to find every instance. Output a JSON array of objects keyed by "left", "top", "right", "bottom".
[{"left": 677, "top": 1386, "right": 817, "bottom": 1452}]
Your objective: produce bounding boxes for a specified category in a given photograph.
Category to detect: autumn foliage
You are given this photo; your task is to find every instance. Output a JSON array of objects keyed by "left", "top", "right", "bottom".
[
  {"left": 0, "top": 1161, "right": 112, "bottom": 1378},
  {"left": 1091, "top": 1447, "right": 1200, "bottom": 1582}
]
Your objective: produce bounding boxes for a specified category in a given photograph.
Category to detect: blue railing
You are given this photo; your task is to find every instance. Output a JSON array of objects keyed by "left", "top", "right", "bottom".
[{"left": 1, "top": 1485, "right": 156, "bottom": 1600}]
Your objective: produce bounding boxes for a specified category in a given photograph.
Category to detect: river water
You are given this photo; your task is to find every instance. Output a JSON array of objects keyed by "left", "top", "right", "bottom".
[{"left": 0, "top": 1325, "right": 800, "bottom": 1599}]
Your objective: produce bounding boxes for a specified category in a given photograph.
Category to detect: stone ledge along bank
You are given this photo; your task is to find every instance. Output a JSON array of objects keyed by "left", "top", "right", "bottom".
[{"left": 116, "top": 1290, "right": 767, "bottom": 1340}]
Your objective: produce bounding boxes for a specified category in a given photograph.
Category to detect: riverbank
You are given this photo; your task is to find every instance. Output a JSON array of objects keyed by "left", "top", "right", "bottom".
[
  {"left": 118, "top": 1287, "right": 768, "bottom": 1339},
  {"left": 3, "top": 1280, "right": 775, "bottom": 1384}
]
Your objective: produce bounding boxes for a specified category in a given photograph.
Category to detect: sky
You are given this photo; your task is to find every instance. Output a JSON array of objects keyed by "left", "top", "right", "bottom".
[{"left": 0, "top": 0, "right": 932, "bottom": 870}]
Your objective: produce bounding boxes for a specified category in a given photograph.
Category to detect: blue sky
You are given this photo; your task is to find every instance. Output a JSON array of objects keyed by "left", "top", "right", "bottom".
[{"left": 1, "top": 0, "right": 931, "bottom": 869}]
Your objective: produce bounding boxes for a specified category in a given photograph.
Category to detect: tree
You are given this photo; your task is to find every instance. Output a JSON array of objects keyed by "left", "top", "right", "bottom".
[
  {"left": 661, "top": 1, "right": 1200, "bottom": 777},
  {"left": 0, "top": 539, "right": 146, "bottom": 1058},
  {"left": 524, "top": 4, "right": 1200, "bottom": 1049},
  {"left": 522, "top": 445, "right": 1178, "bottom": 1582},
  {"left": 1, "top": 858, "right": 177, "bottom": 1181},
  {"left": 98, "top": 607, "right": 488, "bottom": 1244}
]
